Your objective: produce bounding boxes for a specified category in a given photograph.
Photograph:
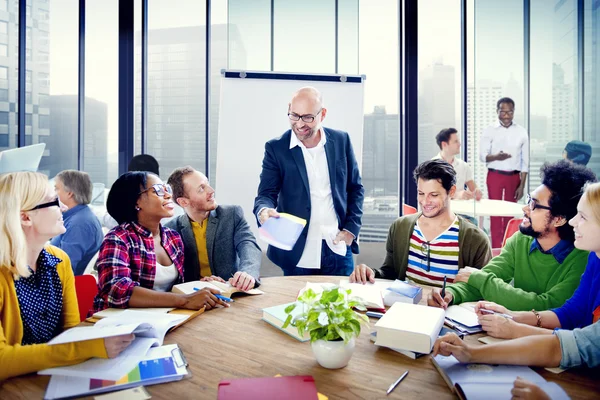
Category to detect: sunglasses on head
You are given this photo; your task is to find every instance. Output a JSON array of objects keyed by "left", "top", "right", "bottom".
[
  {"left": 138, "top": 183, "right": 173, "bottom": 198},
  {"left": 28, "top": 198, "right": 60, "bottom": 211}
]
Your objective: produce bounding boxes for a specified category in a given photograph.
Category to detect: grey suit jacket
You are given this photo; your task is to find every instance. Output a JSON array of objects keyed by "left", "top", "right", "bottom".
[{"left": 165, "top": 205, "right": 262, "bottom": 285}]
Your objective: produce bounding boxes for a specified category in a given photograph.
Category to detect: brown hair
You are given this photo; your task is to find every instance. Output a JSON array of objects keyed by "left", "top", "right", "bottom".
[{"left": 167, "top": 166, "right": 196, "bottom": 203}]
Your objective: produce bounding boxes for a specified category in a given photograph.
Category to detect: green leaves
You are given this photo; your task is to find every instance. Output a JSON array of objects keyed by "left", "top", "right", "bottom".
[{"left": 284, "top": 286, "right": 370, "bottom": 343}]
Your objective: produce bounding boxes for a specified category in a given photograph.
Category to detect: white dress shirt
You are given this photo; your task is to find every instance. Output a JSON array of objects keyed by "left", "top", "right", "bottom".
[
  {"left": 290, "top": 129, "right": 341, "bottom": 269},
  {"left": 432, "top": 152, "right": 474, "bottom": 190},
  {"left": 479, "top": 121, "right": 529, "bottom": 173}
]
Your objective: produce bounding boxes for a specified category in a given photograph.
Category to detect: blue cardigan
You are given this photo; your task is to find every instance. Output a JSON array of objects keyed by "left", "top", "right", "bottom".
[{"left": 553, "top": 252, "right": 600, "bottom": 329}]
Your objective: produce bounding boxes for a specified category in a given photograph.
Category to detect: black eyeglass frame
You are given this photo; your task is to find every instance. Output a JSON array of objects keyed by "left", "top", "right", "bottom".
[
  {"left": 287, "top": 108, "right": 323, "bottom": 123},
  {"left": 526, "top": 193, "right": 552, "bottom": 211},
  {"left": 138, "top": 183, "right": 173, "bottom": 198},
  {"left": 28, "top": 198, "right": 60, "bottom": 211}
]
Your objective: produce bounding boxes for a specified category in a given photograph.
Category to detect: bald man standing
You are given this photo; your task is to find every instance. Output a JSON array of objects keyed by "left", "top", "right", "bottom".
[{"left": 254, "top": 87, "right": 364, "bottom": 276}]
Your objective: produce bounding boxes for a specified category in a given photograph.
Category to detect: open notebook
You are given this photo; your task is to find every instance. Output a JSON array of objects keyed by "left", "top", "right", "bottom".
[
  {"left": 432, "top": 355, "right": 570, "bottom": 400},
  {"left": 172, "top": 280, "right": 264, "bottom": 297}
]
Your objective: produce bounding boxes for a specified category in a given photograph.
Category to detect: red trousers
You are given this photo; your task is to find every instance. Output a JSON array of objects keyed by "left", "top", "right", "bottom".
[{"left": 487, "top": 169, "right": 521, "bottom": 248}]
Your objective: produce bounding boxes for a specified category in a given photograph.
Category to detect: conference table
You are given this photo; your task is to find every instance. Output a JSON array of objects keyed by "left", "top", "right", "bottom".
[
  {"left": 2, "top": 276, "right": 599, "bottom": 399},
  {"left": 450, "top": 199, "right": 524, "bottom": 218}
]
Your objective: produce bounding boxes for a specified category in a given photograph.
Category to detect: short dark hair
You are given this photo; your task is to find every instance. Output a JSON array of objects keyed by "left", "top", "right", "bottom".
[
  {"left": 541, "top": 160, "right": 597, "bottom": 242},
  {"left": 128, "top": 154, "right": 160, "bottom": 176},
  {"left": 107, "top": 171, "right": 152, "bottom": 224},
  {"left": 435, "top": 128, "right": 458, "bottom": 150},
  {"left": 497, "top": 97, "right": 515, "bottom": 110},
  {"left": 413, "top": 159, "right": 457, "bottom": 193},
  {"left": 167, "top": 166, "right": 196, "bottom": 203}
]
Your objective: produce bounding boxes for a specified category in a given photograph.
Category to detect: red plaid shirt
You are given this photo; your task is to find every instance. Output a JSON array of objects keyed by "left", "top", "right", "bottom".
[{"left": 92, "top": 221, "right": 185, "bottom": 313}]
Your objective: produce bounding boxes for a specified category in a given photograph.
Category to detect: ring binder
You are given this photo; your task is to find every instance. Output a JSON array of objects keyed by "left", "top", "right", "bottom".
[{"left": 172, "top": 347, "right": 188, "bottom": 367}]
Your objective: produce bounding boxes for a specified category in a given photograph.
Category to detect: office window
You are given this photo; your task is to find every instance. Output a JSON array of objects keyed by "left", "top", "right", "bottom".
[
  {"left": 273, "top": 0, "right": 336, "bottom": 73},
  {"left": 25, "top": 113, "right": 31, "bottom": 126},
  {"left": 27, "top": 0, "right": 78, "bottom": 176},
  {"left": 0, "top": 43, "right": 6, "bottom": 57},
  {"left": 0, "top": 88, "right": 7, "bottom": 101},
  {"left": 584, "top": 0, "right": 600, "bottom": 175},
  {"left": 418, "top": 0, "right": 462, "bottom": 164},
  {"left": 146, "top": 0, "right": 206, "bottom": 180},
  {"left": 0, "top": 66, "right": 7, "bottom": 81},
  {"left": 0, "top": 133, "right": 8, "bottom": 147},
  {"left": 85, "top": 0, "right": 116, "bottom": 186},
  {"left": 228, "top": 0, "right": 269, "bottom": 70},
  {"left": 209, "top": 0, "right": 227, "bottom": 186},
  {"left": 0, "top": 21, "right": 7, "bottom": 35},
  {"left": 0, "top": 111, "right": 8, "bottom": 124},
  {"left": 356, "top": 0, "right": 399, "bottom": 266},
  {"left": 530, "top": 0, "right": 579, "bottom": 189},
  {"left": 338, "top": 0, "right": 359, "bottom": 74},
  {"left": 0, "top": 0, "right": 7, "bottom": 12},
  {"left": 469, "top": 0, "right": 525, "bottom": 199}
]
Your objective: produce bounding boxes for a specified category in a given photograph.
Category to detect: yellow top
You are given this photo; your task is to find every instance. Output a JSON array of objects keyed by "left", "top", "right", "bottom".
[
  {"left": 0, "top": 245, "right": 107, "bottom": 381},
  {"left": 191, "top": 219, "right": 211, "bottom": 278}
]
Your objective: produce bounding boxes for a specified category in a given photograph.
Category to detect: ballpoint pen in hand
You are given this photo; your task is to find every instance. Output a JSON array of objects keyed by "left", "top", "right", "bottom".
[
  {"left": 387, "top": 370, "right": 409, "bottom": 395},
  {"left": 441, "top": 275, "right": 446, "bottom": 299}
]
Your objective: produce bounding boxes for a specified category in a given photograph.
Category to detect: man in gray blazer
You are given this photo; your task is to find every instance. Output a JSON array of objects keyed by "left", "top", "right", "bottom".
[{"left": 165, "top": 166, "right": 261, "bottom": 290}]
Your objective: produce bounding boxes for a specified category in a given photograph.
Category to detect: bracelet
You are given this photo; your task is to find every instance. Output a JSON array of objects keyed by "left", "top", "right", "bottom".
[{"left": 531, "top": 309, "right": 542, "bottom": 327}]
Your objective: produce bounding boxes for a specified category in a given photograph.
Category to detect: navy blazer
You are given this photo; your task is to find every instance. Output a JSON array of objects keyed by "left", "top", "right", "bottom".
[{"left": 253, "top": 127, "right": 364, "bottom": 269}]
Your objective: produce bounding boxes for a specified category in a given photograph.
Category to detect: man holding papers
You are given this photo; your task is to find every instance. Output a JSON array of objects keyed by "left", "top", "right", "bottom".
[
  {"left": 254, "top": 86, "right": 364, "bottom": 276},
  {"left": 166, "top": 166, "right": 261, "bottom": 291},
  {"left": 428, "top": 160, "right": 594, "bottom": 311},
  {"left": 350, "top": 160, "right": 491, "bottom": 286}
]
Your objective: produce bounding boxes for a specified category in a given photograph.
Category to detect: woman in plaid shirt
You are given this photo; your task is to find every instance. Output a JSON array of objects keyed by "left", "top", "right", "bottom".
[{"left": 91, "top": 171, "right": 228, "bottom": 314}]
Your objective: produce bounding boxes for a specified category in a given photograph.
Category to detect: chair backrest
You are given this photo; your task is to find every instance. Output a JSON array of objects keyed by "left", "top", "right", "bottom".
[
  {"left": 502, "top": 218, "right": 521, "bottom": 247},
  {"left": 403, "top": 204, "right": 418, "bottom": 216},
  {"left": 74, "top": 274, "right": 98, "bottom": 322}
]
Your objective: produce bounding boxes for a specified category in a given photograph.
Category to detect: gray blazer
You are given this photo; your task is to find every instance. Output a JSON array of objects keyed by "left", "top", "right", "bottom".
[{"left": 165, "top": 205, "right": 262, "bottom": 285}]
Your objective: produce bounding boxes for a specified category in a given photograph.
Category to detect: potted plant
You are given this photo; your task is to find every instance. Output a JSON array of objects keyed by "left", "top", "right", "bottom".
[{"left": 282, "top": 286, "right": 369, "bottom": 369}]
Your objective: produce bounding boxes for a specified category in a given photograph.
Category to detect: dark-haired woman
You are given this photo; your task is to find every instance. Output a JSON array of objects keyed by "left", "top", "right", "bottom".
[{"left": 91, "top": 172, "right": 227, "bottom": 314}]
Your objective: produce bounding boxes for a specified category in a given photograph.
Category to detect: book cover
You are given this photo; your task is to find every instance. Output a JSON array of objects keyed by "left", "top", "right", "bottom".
[
  {"left": 44, "top": 345, "right": 188, "bottom": 400},
  {"left": 374, "top": 303, "right": 445, "bottom": 354},
  {"left": 258, "top": 213, "right": 307, "bottom": 251},
  {"left": 218, "top": 375, "right": 318, "bottom": 400},
  {"left": 262, "top": 302, "right": 310, "bottom": 342}
]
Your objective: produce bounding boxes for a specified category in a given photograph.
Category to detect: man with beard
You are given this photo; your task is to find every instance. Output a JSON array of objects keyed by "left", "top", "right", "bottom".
[
  {"left": 350, "top": 159, "right": 492, "bottom": 286},
  {"left": 428, "top": 160, "right": 595, "bottom": 311},
  {"left": 166, "top": 166, "right": 261, "bottom": 291},
  {"left": 254, "top": 87, "right": 364, "bottom": 276}
]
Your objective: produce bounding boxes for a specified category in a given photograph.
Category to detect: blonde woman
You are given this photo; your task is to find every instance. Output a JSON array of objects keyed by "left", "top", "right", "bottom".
[{"left": 0, "top": 172, "right": 133, "bottom": 381}]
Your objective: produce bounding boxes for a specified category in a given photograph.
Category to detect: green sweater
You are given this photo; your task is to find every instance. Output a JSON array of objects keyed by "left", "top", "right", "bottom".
[
  {"left": 373, "top": 213, "right": 492, "bottom": 280},
  {"left": 447, "top": 232, "right": 589, "bottom": 311}
]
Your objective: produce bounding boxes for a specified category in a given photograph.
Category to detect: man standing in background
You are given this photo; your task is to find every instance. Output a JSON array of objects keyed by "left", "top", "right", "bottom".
[
  {"left": 479, "top": 97, "right": 528, "bottom": 248},
  {"left": 433, "top": 127, "right": 482, "bottom": 201},
  {"left": 254, "top": 86, "right": 364, "bottom": 276}
]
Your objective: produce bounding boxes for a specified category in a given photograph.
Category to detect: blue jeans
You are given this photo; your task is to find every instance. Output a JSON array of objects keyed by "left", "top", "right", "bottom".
[{"left": 282, "top": 240, "right": 354, "bottom": 276}]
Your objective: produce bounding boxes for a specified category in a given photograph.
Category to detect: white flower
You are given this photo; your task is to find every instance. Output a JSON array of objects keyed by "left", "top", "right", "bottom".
[{"left": 318, "top": 312, "right": 329, "bottom": 326}]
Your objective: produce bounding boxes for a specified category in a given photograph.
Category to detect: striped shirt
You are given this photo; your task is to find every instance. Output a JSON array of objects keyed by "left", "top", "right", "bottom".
[{"left": 406, "top": 218, "right": 460, "bottom": 287}]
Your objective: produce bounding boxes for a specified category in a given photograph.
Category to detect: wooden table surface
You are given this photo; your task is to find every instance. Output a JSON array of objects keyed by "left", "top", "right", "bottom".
[{"left": 1, "top": 276, "right": 599, "bottom": 399}]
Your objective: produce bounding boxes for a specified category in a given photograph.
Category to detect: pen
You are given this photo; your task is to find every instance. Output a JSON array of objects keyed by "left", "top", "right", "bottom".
[
  {"left": 387, "top": 370, "right": 409, "bottom": 395},
  {"left": 479, "top": 308, "right": 513, "bottom": 319},
  {"left": 193, "top": 287, "right": 234, "bottom": 302},
  {"left": 214, "top": 293, "right": 234, "bottom": 303},
  {"left": 440, "top": 276, "right": 446, "bottom": 299}
]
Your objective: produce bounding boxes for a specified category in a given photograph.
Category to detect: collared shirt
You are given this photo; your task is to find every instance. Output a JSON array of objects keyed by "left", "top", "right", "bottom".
[
  {"left": 479, "top": 121, "right": 529, "bottom": 172},
  {"left": 529, "top": 239, "right": 574, "bottom": 264},
  {"left": 190, "top": 218, "right": 211, "bottom": 278},
  {"left": 14, "top": 249, "right": 63, "bottom": 345},
  {"left": 555, "top": 321, "right": 600, "bottom": 369},
  {"left": 289, "top": 128, "right": 340, "bottom": 269},
  {"left": 92, "top": 221, "right": 185, "bottom": 312},
  {"left": 50, "top": 204, "right": 103, "bottom": 275},
  {"left": 432, "top": 153, "right": 474, "bottom": 191}
]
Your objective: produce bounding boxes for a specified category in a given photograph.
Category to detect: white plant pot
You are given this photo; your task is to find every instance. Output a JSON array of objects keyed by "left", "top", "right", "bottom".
[{"left": 311, "top": 338, "right": 356, "bottom": 369}]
